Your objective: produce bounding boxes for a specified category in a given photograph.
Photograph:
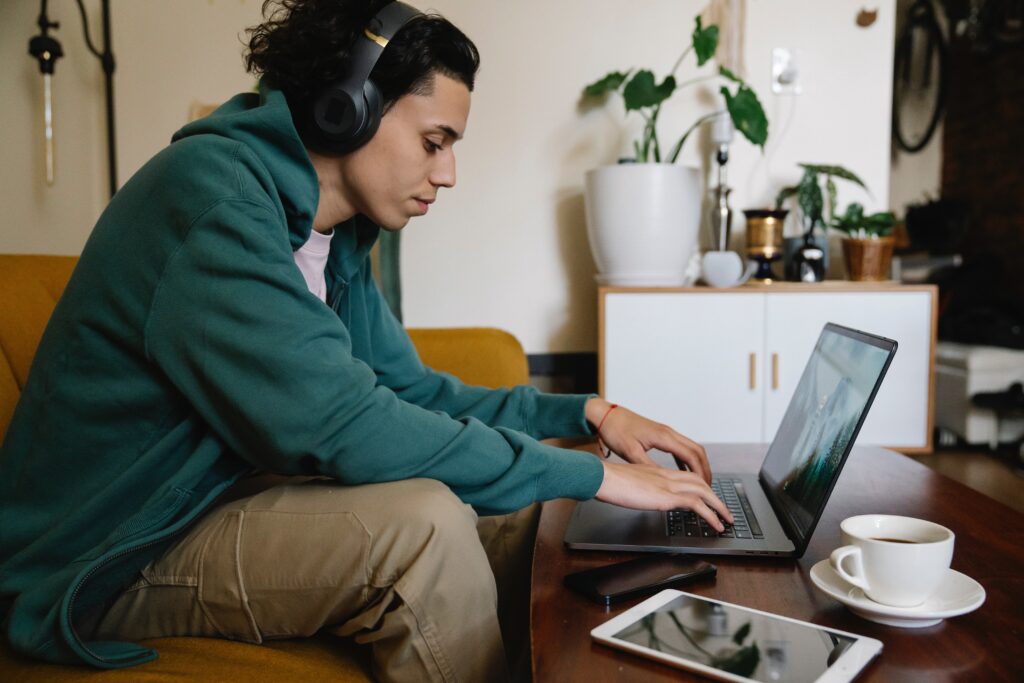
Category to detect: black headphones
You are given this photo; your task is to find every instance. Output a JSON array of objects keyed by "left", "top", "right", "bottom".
[{"left": 306, "top": 1, "right": 422, "bottom": 155}]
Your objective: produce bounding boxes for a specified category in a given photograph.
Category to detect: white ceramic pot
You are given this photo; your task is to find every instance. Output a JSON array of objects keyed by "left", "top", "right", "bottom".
[{"left": 583, "top": 163, "right": 701, "bottom": 286}]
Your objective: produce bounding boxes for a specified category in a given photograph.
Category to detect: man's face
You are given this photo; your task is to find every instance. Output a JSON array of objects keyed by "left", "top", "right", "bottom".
[{"left": 339, "top": 73, "right": 470, "bottom": 231}]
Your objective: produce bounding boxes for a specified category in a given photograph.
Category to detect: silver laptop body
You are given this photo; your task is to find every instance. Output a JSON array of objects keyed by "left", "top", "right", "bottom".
[{"left": 564, "top": 323, "right": 898, "bottom": 558}]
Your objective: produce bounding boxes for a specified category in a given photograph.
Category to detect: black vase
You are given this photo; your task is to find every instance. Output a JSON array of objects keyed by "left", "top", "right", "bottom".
[{"left": 786, "top": 230, "right": 827, "bottom": 282}]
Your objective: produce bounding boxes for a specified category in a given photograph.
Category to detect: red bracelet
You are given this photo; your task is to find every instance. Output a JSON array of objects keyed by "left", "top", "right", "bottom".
[{"left": 596, "top": 403, "right": 619, "bottom": 437}]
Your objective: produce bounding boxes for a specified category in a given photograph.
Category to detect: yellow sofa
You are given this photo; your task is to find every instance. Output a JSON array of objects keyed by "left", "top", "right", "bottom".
[{"left": 0, "top": 254, "right": 531, "bottom": 681}]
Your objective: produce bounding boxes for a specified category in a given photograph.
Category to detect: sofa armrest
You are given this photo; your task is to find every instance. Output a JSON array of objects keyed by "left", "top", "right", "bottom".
[{"left": 406, "top": 327, "right": 529, "bottom": 389}]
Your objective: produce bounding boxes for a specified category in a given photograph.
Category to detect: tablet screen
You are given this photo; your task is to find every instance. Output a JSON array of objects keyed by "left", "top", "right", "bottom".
[{"left": 611, "top": 593, "right": 857, "bottom": 682}]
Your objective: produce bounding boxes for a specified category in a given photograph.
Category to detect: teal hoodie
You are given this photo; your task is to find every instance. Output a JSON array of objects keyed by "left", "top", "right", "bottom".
[{"left": 0, "top": 85, "right": 604, "bottom": 668}]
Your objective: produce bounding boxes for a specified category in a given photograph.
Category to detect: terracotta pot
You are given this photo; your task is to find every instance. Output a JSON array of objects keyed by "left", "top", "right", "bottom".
[{"left": 842, "top": 236, "right": 895, "bottom": 281}]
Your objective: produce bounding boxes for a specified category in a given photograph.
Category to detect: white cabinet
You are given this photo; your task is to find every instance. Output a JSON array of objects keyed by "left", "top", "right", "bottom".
[{"left": 600, "top": 285, "right": 936, "bottom": 451}]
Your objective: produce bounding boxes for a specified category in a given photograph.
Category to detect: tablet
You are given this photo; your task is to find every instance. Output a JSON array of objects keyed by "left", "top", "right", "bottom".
[{"left": 591, "top": 589, "right": 881, "bottom": 683}]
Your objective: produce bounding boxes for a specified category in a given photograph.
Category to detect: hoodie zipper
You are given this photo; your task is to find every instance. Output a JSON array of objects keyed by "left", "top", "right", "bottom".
[
  {"left": 328, "top": 274, "right": 348, "bottom": 315},
  {"left": 64, "top": 476, "right": 247, "bottom": 666}
]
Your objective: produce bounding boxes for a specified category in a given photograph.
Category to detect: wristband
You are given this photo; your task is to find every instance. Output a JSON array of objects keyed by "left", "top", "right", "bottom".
[
  {"left": 596, "top": 403, "right": 618, "bottom": 438},
  {"left": 595, "top": 403, "right": 619, "bottom": 459}
]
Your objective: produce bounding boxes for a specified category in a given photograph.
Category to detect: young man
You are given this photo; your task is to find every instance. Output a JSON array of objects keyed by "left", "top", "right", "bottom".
[{"left": 0, "top": 1, "right": 731, "bottom": 681}]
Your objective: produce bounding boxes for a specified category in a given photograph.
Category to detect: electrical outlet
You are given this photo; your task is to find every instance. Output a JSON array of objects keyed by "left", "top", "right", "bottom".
[{"left": 772, "top": 48, "right": 802, "bottom": 95}]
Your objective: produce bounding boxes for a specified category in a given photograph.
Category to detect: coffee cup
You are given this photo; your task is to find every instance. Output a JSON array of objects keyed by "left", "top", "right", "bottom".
[
  {"left": 701, "top": 250, "right": 755, "bottom": 288},
  {"left": 829, "top": 515, "right": 954, "bottom": 607}
]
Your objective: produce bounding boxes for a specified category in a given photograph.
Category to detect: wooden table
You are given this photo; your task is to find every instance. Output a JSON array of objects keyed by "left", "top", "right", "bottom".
[{"left": 530, "top": 444, "right": 1024, "bottom": 682}]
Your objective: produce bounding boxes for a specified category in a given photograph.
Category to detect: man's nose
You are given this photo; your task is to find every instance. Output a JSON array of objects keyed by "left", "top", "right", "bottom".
[{"left": 430, "top": 151, "right": 456, "bottom": 189}]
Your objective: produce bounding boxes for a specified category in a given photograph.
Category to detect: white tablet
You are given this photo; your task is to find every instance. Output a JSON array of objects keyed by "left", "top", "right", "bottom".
[{"left": 591, "top": 589, "right": 882, "bottom": 683}]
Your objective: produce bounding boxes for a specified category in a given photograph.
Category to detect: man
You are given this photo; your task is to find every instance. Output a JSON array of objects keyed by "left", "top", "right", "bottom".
[{"left": 0, "top": 1, "right": 731, "bottom": 681}]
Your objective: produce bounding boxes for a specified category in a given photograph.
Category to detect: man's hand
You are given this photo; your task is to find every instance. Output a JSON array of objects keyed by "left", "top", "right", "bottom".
[
  {"left": 595, "top": 461, "right": 733, "bottom": 532},
  {"left": 585, "top": 398, "right": 734, "bottom": 531},
  {"left": 585, "top": 398, "right": 712, "bottom": 483}
]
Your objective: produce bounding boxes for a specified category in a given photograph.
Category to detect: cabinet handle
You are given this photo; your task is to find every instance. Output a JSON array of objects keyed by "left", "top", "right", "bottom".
[
  {"left": 749, "top": 353, "right": 757, "bottom": 390},
  {"left": 772, "top": 353, "right": 779, "bottom": 390}
]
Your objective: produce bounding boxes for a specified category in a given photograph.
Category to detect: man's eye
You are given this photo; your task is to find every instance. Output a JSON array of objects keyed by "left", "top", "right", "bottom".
[{"left": 424, "top": 140, "right": 442, "bottom": 152}]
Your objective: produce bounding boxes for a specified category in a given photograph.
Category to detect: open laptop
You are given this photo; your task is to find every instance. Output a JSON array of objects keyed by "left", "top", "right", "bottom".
[{"left": 565, "top": 323, "right": 897, "bottom": 558}]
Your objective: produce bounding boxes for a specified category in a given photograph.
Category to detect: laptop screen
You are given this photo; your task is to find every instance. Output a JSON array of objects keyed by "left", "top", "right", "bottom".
[{"left": 759, "top": 324, "right": 896, "bottom": 548}]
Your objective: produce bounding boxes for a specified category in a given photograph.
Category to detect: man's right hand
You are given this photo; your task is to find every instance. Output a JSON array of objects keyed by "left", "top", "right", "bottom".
[{"left": 595, "top": 461, "right": 734, "bottom": 532}]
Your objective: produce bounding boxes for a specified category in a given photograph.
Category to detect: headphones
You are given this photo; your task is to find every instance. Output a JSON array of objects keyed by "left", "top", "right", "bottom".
[{"left": 306, "top": 1, "right": 422, "bottom": 155}]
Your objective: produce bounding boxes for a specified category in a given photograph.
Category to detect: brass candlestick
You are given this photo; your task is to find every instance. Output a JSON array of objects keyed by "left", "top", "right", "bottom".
[{"left": 744, "top": 209, "right": 788, "bottom": 283}]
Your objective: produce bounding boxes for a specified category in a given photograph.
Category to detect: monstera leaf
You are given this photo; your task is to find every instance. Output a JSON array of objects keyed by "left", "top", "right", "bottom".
[
  {"left": 583, "top": 70, "right": 632, "bottom": 98},
  {"left": 693, "top": 17, "right": 719, "bottom": 66},
  {"left": 623, "top": 70, "right": 677, "bottom": 111},
  {"left": 720, "top": 83, "right": 768, "bottom": 148}
]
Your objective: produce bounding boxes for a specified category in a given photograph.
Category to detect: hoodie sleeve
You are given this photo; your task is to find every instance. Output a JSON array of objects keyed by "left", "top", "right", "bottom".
[
  {"left": 357, "top": 266, "right": 597, "bottom": 441},
  {"left": 144, "top": 199, "right": 604, "bottom": 514}
]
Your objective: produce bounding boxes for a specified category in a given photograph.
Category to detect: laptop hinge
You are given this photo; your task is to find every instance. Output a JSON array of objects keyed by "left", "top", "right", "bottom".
[{"left": 759, "top": 472, "right": 805, "bottom": 551}]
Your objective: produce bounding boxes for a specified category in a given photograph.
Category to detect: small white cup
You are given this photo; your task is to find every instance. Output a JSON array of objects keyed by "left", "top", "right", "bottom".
[
  {"left": 830, "top": 515, "right": 954, "bottom": 607},
  {"left": 701, "top": 251, "right": 754, "bottom": 288}
]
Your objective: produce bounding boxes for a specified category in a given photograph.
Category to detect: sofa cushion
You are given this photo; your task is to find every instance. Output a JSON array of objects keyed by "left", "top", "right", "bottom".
[{"left": 1, "top": 633, "right": 371, "bottom": 682}]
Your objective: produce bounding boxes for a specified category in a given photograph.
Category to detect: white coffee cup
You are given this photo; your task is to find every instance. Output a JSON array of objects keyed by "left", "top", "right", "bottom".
[
  {"left": 830, "top": 515, "right": 954, "bottom": 607},
  {"left": 701, "top": 250, "right": 755, "bottom": 288}
]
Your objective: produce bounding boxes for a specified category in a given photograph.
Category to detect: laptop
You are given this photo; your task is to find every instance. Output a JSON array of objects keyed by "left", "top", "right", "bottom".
[{"left": 565, "top": 323, "right": 897, "bottom": 558}]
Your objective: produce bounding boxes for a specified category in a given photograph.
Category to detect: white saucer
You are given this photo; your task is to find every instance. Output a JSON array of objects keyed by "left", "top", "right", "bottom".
[{"left": 809, "top": 559, "right": 986, "bottom": 628}]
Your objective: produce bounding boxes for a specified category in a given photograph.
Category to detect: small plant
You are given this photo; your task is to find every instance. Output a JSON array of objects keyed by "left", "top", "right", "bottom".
[
  {"left": 831, "top": 202, "right": 897, "bottom": 238},
  {"left": 581, "top": 17, "right": 768, "bottom": 163},
  {"left": 775, "top": 164, "right": 868, "bottom": 234}
]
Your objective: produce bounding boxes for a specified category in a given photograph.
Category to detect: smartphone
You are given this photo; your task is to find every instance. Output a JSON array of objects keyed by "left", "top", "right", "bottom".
[{"left": 563, "top": 554, "right": 716, "bottom": 605}]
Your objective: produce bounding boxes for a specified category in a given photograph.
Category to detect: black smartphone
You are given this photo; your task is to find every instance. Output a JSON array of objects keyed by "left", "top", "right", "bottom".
[{"left": 563, "top": 554, "right": 716, "bottom": 605}]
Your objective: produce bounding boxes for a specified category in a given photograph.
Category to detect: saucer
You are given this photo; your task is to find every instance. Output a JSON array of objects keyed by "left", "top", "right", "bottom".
[{"left": 809, "top": 560, "right": 986, "bottom": 628}]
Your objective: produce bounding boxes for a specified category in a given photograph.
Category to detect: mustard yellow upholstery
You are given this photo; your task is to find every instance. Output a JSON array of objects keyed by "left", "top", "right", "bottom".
[{"left": 0, "top": 254, "right": 530, "bottom": 680}]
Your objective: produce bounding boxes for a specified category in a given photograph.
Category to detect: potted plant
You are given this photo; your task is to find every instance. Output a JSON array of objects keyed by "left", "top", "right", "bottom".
[
  {"left": 774, "top": 163, "right": 868, "bottom": 282},
  {"left": 580, "top": 17, "right": 768, "bottom": 286},
  {"left": 831, "top": 202, "right": 898, "bottom": 281}
]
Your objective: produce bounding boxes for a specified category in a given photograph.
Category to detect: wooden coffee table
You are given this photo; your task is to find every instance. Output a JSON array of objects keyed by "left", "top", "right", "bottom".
[{"left": 530, "top": 443, "right": 1024, "bottom": 682}]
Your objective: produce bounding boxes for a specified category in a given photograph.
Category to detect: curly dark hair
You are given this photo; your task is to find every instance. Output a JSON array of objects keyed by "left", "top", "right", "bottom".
[{"left": 245, "top": 0, "right": 480, "bottom": 112}]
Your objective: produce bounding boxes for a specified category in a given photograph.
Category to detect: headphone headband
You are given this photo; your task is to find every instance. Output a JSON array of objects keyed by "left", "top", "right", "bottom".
[
  {"left": 345, "top": 2, "right": 422, "bottom": 95},
  {"left": 308, "top": 1, "right": 423, "bottom": 155}
]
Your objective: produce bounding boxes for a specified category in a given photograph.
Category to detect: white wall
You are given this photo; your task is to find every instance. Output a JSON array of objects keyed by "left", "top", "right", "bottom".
[
  {"left": 1, "top": 0, "right": 111, "bottom": 254},
  {"left": 1, "top": 0, "right": 897, "bottom": 354}
]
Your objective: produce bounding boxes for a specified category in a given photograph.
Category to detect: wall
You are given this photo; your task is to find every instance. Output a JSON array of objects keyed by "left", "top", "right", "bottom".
[
  {"left": 1, "top": 0, "right": 111, "bottom": 254},
  {"left": 1, "top": 0, "right": 896, "bottom": 354}
]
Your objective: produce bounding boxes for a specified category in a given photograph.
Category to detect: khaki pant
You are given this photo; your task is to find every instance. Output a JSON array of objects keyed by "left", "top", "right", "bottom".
[{"left": 90, "top": 473, "right": 540, "bottom": 683}]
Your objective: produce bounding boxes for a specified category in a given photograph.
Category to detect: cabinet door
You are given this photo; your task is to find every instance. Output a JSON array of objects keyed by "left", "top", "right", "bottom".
[
  {"left": 763, "top": 292, "right": 933, "bottom": 448},
  {"left": 603, "top": 292, "right": 765, "bottom": 443}
]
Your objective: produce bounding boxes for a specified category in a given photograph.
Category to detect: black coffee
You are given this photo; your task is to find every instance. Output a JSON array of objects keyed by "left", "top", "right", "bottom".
[{"left": 870, "top": 537, "right": 921, "bottom": 544}]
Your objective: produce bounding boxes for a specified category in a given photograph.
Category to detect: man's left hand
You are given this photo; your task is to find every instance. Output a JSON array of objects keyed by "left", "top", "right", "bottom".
[{"left": 585, "top": 398, "right": 711, "bottom": 484}]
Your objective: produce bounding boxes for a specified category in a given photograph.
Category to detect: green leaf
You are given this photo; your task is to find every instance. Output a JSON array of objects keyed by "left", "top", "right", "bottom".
[
  {"left": 583, "top": 70, "right": 631, "bottom": 98},
  {"left": 798, "top": 168, "right": 824, "bottom": 229},
  {"left": 720, "top": 85, "right": 768, "bottom": 147},
  {"left": 693, "top": 17, "right": 719, "bottom": 67},
  {"left": 624, "top": 71, "right": 676, "bottom": 112},
  {"left": 831, "top": 203, "right": 896, "bottom": 236},
  {"left": 732, "top": 622, "right": 751, "bottom": 645},
  {"left": 846, "top": 202, "right": 866, "bottom": 224},
  {"left": 826, "top": 178, "right": 838, "bottom": 223},
  {"left": 775, "top": 185, "right": 798, "bottom": 209},
  {"left": 719, "top": 65, "right": 742, "bottom": 84},
  {"left": 798, "top": 163, "right": 868, "bottom": 191}
]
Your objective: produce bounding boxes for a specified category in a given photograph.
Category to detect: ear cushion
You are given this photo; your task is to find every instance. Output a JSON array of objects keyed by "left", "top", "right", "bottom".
[{"left": 310, "top": 78, "right": 384, "bottom": 155}]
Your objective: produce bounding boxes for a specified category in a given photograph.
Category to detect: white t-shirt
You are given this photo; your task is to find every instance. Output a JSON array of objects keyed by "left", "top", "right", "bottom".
[{"left": 292, "top": 228, "right": 334, "bottom": 302}]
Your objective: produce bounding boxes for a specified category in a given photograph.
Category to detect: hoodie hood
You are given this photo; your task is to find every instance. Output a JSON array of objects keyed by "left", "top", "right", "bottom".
[{"left": 170, "top": 83, "right": 379, "bottom": 280}]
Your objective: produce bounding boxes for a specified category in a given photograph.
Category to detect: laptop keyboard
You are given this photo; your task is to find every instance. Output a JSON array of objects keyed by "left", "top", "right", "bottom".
[{"left": 666, "top": 477, "right": 764, "bottom": 539}]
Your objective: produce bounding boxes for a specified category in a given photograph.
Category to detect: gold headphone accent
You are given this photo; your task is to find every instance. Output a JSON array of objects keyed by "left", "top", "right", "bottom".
[{"left": 364, "top": 28, "right": 389, "bottom": 48}]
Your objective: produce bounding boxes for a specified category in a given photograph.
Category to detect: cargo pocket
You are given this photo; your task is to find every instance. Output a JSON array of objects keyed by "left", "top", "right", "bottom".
[{"left": 195, "top": 510, "right": 263, "bottom": 644}]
